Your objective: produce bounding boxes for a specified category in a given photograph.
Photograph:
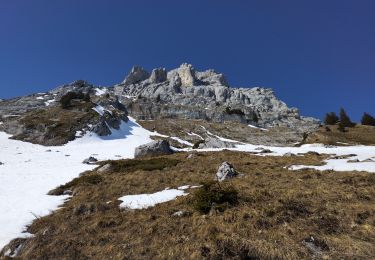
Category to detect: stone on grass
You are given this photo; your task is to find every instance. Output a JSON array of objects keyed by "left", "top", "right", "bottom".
[
  {"left": 97, "top": 163, "right": 112, "bottom": 173},
  {"left": 134, "top": 140, "right": 174, "bottom": 158},
  {"left": 216, "top": 162, "right": 237, "bottom": 182},
  {"left": 82, "top": 156, "right": 98, "bottom": 164}
]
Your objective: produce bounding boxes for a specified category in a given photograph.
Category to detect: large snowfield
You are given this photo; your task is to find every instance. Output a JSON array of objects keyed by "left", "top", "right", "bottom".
[
  {"left": 0, "top": 118, "right": 159, "bottom": 249},
  {"left": 0, "top": 118, "right": 374, "bottom": 250}
]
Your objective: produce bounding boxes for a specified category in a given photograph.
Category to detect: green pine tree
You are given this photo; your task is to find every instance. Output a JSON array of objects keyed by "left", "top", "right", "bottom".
[
  {"left": 324, "top": 112, "right": 339, "bottom": 125},
  {"left": 339, "top": 108, "right": 355, "bottom": 127},
  {"left": 361, "top": 112, "right": 375, "bottom": 126}
]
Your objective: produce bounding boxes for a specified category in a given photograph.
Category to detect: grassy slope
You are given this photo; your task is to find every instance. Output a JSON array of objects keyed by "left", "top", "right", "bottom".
[
  {"left": 10, "top": 101, "right": 98, "bottom": 146},
  {"left": 12, "top": 151, "right": 375, "bottom": 259},
  {"left": 305, "top": 125, "right": 375, "bottom": 146}
]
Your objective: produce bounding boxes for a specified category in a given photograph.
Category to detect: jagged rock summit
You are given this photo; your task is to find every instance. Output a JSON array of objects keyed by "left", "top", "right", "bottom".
[
  {"left": 115, "top": 63, "right": 319, "bottom": 131},
  {"left": 0, "top": 63, "right": 320, "bottom": 146}
]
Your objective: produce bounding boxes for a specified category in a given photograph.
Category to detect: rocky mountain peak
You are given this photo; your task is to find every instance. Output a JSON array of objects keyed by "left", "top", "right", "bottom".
[
  {"left": 122, "top": 66, "right": 150, "bottom": 86},
  {"left": 175, "top": 63, "right": 197, "bottom": 86}
]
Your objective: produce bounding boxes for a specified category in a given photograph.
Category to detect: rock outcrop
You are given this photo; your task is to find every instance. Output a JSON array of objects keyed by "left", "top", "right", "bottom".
[
  {"left": 0, "top": 80, "right": 129, "bottom": 145},
  {"left": 216, "top": 162, "right": 238, "bottom": 182},
  {"left": 114, "top": 63, "right": 319, "bottom": 132},
  {"left": 134, "top": 140, "right": 174, "bottom": 158}
]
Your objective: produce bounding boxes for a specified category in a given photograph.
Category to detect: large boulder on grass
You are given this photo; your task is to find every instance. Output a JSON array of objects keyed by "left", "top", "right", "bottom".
[
  {"left": 134, "top": 140, "right": 174, "bottom": 158},
  {"left": 216, "top": 162, "right": 237, "bottom": 182}
]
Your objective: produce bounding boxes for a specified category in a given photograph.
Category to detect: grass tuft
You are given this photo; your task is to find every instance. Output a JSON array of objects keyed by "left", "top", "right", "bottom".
[
  {"left": 106, "top": 157, "right": 180, "bottom": 173},
  {"left": 191, "top": 181, "right": 239, "bottom": 214}
]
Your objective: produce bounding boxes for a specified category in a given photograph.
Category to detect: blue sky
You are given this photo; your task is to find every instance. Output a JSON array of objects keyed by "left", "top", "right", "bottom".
[{"left": 1, "top": 0, "right": 374, "bottom": 121}]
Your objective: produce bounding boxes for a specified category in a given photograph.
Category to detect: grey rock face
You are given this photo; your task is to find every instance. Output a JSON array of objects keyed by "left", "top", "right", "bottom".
[
  {"left": 122, "top": 66, "right": 150, "bottom": 86},
  {"left": 149, "top": 68, "right": 167, "bottom": 84},
  {"left": 134, "top": 140, "right": 174, "bottom": 158},
  {"left": 114, "top": 63, "right": 320, "bottom": 132},
  {"left": 0, "top": 80, "right": 129, "bottom": 145},
  {"left": 216, "top": 162, "right": 237, "bottom": 182}
]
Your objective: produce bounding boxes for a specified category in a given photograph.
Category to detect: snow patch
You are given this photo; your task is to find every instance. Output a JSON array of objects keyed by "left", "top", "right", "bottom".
[
  {"left": 118, "top": 185, "right": 195, "bottom": 209},
  {"left": 95, "top": 88, "right": 108, "bottom": 96},
  {"left": 92, "top": 105, "right": 112, "bottom": 116},
  {"left": 170, "top": 137, "right": 193, "bottom": 146},
  {"left": 186, "top": 132, "right": 204, "bottom": 140},
  {"left": 248, "top": 124, "right": 268, "bottom": 131},
  {"left": 44, "top": 99, "right": 55, "bottom": 106}
]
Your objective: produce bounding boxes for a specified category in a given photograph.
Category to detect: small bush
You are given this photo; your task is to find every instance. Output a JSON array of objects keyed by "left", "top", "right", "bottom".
[
  {"left": 191, "top": 181, "right": 238, "bottom": 214},
  {"left": 339, "top": 108, "right": 355, "bottom": 127},
  {"left": 324, "top": 112, "right": 339, "bottom": 125},
  {"left": 361, "top": 112, "right": 375, "bottom": 126},
  {"left": 225, "top": 107, "right": 245, "bottom": 116},
  {"left": 315, "top": 214, "right": 342, "bottom": 234},
  {"left": 108, "top": 157, "right": 180, "bottom": 172},
  {"left": 59, "top": 91, "right": 90, "bottom": 109},
  {"left": 49, "top": 174, "right": 103, "bottom": 195},
  {"left": 279, "top": 199, "right": 310, "bottom": 218},
  {"left": 61, "top": 174, "right": 103, "bottom": 189}
]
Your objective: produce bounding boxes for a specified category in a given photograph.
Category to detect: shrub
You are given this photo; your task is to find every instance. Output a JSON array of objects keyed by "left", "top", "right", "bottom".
[
  {"left": 191, "top": 181, "right": 238, "bottom": 214},
  {"left": 324, "top": 112, "right": 339, "bottom": 125},
  {"left": 61, "top": 174, "right": 103, "bottom": 189},
  {"left": 60, "top": 92, "right": 77, "bottom": 108},
  {"left": 59, "top": 91, "right": 90, "bottom": 108},
  {"left": 252, "top": 113, "right": 259, "bottom": 123},
  {"left": 108, "top": 157, "right": 180, "bottom": 172},
  {"left": 339, "top": 108, "right": 355, "bottom": 127},
  {"left": 225, "top": 107, "right": 245, "bottom": 116},
  {"left": 49, "top": 174, "right": 103, "bottom": 195},
  {"left": 361, "top": 112, "right": 375, "bottom": 126}
]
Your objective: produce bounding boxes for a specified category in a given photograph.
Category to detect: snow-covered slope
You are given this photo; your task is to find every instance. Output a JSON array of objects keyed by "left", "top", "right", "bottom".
[
  {"left": 0, "top": 118, "right": 161, "bottom": 249},
  {"left": 1, "top": 117, "right": 374, "bottom": 250}
]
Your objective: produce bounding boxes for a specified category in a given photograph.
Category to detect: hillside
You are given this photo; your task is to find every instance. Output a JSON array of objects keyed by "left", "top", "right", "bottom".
[{"left": 0, "top": 65, "right": 374, "bottom": 259}]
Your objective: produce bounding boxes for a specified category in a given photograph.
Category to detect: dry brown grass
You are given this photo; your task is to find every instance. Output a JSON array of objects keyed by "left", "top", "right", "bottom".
[
  {"left": 6, "top": 151, "right": 375, "bottom": 259},
  {"left": 138, "top": 119, "right": 307, "bottom": 147},
  {"left": 305, "top": 125, "right": 375, "bottom": 146},
  {"left": 10, "top": 101, "right": 98, "bottom": 145}
]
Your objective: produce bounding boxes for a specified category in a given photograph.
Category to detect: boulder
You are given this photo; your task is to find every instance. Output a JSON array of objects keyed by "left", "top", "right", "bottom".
[
  {"left": 82, "top": 156, "right": 98, "bottom": 164},
  {"left": 198, "top": 136, "right": 236, "bottom": 149},
  {"left": 216, "top": 162, "right": 237, "bottom": 182},
  {"left": 134, "top": 140, "right": 174, "bottom": 158},
  {"left": 97, "top": 163, "right": 112, "bottom": 173}
]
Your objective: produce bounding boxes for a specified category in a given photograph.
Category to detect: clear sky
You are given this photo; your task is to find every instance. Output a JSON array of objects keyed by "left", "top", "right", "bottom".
[{"left": 1, "top": 0, "right": 374, "bottom": 121}]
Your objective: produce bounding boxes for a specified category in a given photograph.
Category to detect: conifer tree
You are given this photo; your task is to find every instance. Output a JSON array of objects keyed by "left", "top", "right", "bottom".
[
  {"left": 339, "top": 108, "right": 355, "bottom": 128},
  {"left": 324, "top": 112, "right": 339, "bottom": 125},
  {"left": 361, "top": 112, "right": 375, "bottom": 126}
]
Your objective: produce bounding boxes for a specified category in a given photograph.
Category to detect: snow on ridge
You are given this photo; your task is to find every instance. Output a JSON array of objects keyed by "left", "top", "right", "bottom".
[
  {"left": 248, "top": 124, "right": 268, "bottom": 131},
  {"left": 170, "top": 137, "right": 193, "bottom": 146},
  {"left": 200, "top": 126, "right": 239, "bottom": 143},
  {"left": 0, "top": 117, "right": 160, "bottom": 249},
  {"left": 95, "top": 88, "right": 108, "bottom": 96}
]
